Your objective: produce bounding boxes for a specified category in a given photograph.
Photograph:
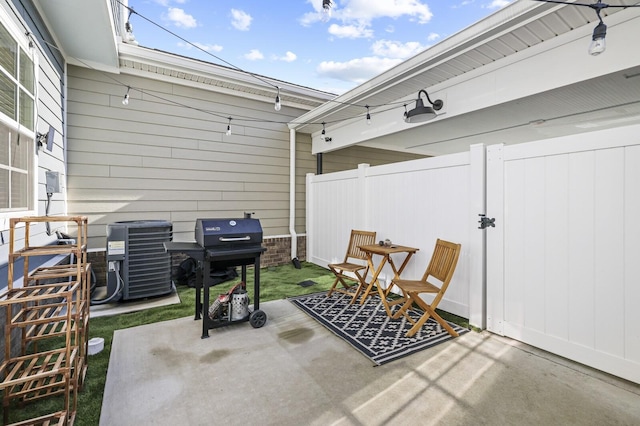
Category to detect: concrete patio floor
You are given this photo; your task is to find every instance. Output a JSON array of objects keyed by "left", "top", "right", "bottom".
[{"left": 100, "top": 299, "right": 640, "bottom": 426}]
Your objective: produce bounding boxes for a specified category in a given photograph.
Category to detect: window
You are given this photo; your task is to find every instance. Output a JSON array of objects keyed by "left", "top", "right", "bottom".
[{"left": 0, "top": 20, "right": 35, "bottom": 212}]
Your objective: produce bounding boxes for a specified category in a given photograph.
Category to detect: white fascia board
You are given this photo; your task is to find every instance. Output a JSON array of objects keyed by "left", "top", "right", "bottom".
[
  {"left": 118, "top": 44, "right": 335, "bottom": 106},
  {"left": 118, "top": 65, "right": 320, "bottom": 112},
  {"left": 67, "top": 56, "right": 122, "bottom": 75}
]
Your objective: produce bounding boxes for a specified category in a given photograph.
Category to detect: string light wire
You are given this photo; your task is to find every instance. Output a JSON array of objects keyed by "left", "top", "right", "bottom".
[
  {"left": 41, "top": 13, "right": 421, "bottom": 134},
  {"left": 46, "top": 38, "right": 419, "bottom": 133},
  {"left": 116, "top": 0, "right": 413, "bottom": 111}
]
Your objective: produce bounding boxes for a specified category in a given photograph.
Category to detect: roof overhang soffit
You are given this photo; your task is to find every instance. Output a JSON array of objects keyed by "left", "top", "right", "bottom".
[{"left": 34, "top": 0, "right": 119, "bottom": 72}]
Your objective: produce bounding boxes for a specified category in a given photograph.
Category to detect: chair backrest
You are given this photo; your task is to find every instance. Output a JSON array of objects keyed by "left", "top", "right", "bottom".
[
  {"left": 422, "top": 239, "right": 461, "bottom": 298},
  {"left": 344, "top": 230, "right": 377, "bottom": 262}
]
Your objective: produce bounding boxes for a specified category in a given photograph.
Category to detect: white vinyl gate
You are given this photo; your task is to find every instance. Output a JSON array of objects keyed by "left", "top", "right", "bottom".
[
  {"left": 486, "top": 124, "right": 640, "bottom": 384},
  {"left": 306, "top": 124, "right": 640, "bottom": 383}
]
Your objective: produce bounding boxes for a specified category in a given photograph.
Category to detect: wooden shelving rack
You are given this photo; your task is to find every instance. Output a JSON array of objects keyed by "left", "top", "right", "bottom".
[{"left": 1, "top": 216, "right": 89, "bottom": 426}]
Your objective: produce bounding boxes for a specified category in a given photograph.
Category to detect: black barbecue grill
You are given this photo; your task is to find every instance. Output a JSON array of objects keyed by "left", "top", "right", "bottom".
[{"left": 164, "top": 215, "right": 267, "bottom": 338}]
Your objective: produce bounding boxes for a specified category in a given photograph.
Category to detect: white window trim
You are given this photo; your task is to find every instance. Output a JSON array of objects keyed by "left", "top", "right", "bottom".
[{"left": 0, "top": 5, "right": 39, "bottom": 225}]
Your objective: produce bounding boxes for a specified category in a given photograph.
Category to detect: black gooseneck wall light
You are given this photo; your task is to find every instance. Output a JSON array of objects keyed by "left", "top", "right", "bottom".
[{"left": 403, "top": 89, "right": 444, "bottom": 123}]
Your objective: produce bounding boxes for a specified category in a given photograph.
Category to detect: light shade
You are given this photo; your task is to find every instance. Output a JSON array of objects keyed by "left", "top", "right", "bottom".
[{"left": 404, "top": 89, "right": 443, "bottom": 123}]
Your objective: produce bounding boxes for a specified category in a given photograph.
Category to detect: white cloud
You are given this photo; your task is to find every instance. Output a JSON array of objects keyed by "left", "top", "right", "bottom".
[
  {"left": 275, "top": 51, "right": 297, "bottom": 62},
  {"left": 452, "top": 0, "right": 475, "bottom": 8},
  {"left": 371, "top": 40, "right": 425, "bottom": 59},
  {"left": 301, "top": 0, "right": 433, "bottom": 29},
  {"left": 299, "top": 12, "right": 319, "bottom": 27},
  {"left": 485, "top": 0, "right": 512, "bottom": 9},
  {"left": 244, "top": 49, "right": 264, "bottom": 60},
  {"left": 196, "top": 42, "right": 223, "bottom": 52},
  {"left": 328, "top": 23, "right": 373, "bottom": 39},
  {"left": 335, "top": 0, "right": 433, "bottom": 25},
  {"left": 317, "top": 56, "right": 403, "bottom": 84},
  {"left": 299, "top": 0, "right": 333, "bottom": 26},
  {"left": 231, "top": 9, "right": 252, "bottom": 31},
  {"left": 154, "top": 0, "right": 187, "bottom": 6},
  {"left": 166, "top": 8, "right": 197, "bottom": 29},
  {"left": 177, "top": 41, "right": 223, "bottom": 53},
  {"left": 427, "top": 32, "right": 440, "bottom": 42}
]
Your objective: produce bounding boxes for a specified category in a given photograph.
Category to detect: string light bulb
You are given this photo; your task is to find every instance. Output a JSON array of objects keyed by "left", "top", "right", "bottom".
[
  {"left": 274, "top": 87, "right": 282, "bottom": 111},
  {"left": 366, "top": 105, "right": 371, "bottom": 125},
  {"left": 226, "top": 117, "right": 232, "bottom": 136},
  {"left": 531, "top": 1, "right": 640, "bottom": 56},
  {"left": 321, "top": 121, "right": 331, "bottom": 142},
  {"left": 25, "top": 31, "right": 34, "bottom": 49},
  {"left": 589, "top": 20, "right": 607, "bottom": 56},
  {"left": 122, "top": 87, "right": 130, "bottom": 105},
  {"left": 321, "top": 0, "right": 332, "bottom": 22}
]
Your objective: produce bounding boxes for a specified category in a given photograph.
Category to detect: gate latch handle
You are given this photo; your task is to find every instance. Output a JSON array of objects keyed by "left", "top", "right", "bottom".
[{"left": 478, "top": 214, "right": 495, "bottom": 229}]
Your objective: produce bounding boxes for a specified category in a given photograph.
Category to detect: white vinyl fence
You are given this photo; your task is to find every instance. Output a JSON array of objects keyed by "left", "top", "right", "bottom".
[
  {"left": 306, "top": 145, "right": 486, "bottom": 326},
  {"left": 306, "top": 124, "right": 640, "bottom": 384}
]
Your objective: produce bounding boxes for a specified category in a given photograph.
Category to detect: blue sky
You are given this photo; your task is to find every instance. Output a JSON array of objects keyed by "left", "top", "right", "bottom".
[{"left": 127, "top": 0, "right": 514, "bottom": 94}]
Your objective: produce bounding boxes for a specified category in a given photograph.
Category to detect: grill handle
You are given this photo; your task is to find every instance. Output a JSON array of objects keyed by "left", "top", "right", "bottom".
[{"left": 218, "top": 236, "right": 251, "bottom": 242}]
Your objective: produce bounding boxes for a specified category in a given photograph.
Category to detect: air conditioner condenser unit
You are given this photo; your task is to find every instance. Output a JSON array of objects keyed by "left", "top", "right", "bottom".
[{"left": 106, "top": 220, "right": 173, "bottom": 301}]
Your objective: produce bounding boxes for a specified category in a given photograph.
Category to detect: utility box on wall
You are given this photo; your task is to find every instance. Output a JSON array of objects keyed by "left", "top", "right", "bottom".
[{"left": 45, "top": 171, "right": 61, "bottom": 193}]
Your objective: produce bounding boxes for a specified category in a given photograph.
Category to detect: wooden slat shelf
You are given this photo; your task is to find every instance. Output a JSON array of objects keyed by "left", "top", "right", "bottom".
[
  {"left": 8, "top": 244, "right": 87, "bottom": 258},
  {"left": 7, "top": 216, "right": 88, "bottom": 292},
  {"left": 23, "top": 316, "right": 82, "bottom": 345},
  {"left": 6, "top": 411, "right": 68, "bottom": 426},
  {"left": 27, "top": 264, "right": 90, "bottom": 282},
  {"left": 0, "top": 347, "right": 77, "bottom": 395},
  {"left": 2, "top": 282, "right": 79, "bottom": 302},
  {"left": 3, "top": 216, "right": 89, "bottom": 426}
]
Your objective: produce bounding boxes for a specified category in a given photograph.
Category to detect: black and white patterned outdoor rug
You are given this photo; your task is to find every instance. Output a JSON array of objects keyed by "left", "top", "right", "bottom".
[{"left": 288, "top": 291, "right": 468, "bottom": 365}]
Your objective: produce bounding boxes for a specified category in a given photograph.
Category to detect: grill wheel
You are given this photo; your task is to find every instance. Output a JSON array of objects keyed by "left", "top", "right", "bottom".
[{"left": 249, "top": 310, "right": 267, "bottom": 328}]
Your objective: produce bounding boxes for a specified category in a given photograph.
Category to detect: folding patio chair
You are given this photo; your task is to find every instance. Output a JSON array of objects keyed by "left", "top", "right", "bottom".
[
  {"left": 391, "top": 239, "right": 461, "bottom": 337},
  {"left": 326, "top": 230, "right": 377, "bottom": 304}
]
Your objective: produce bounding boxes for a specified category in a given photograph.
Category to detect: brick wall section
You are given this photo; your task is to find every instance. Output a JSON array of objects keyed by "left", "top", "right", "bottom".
[
  {"left": 88, "top": 251, "right": 107, "bottom": 286},
  {"left": 272, "top": 235, "right": 307, "bottom": 266},
  {"left": 261, "top": 235, "right": 306, "bottom": 267}
]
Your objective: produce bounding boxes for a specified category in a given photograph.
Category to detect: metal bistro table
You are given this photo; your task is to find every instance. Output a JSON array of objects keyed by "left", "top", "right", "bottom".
[{"left": 358, "top": 244, "right": 419, "bottom": 317}]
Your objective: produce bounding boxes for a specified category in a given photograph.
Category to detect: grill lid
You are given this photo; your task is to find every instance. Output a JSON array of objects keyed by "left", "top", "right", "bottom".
[{"left": 195, "top": 218, "right": 263, "bottom": 249}]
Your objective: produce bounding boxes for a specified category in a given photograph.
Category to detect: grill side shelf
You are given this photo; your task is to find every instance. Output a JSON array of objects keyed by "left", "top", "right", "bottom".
[{"left": 163, "top": 242, "right": 205, "bottom": 261}]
